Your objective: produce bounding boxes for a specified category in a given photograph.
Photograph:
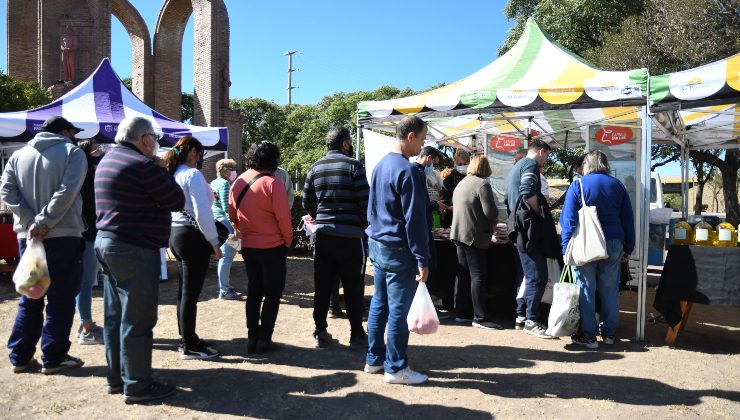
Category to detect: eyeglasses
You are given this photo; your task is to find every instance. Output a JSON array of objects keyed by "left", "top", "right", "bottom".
[{"left": 145, "top": 133, "right": 161, "bottom": 142}]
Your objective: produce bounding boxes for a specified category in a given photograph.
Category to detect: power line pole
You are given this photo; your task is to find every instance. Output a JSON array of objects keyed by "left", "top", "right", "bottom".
[{"left": 284, "top": 50, "right": 298, "bottom": 105}]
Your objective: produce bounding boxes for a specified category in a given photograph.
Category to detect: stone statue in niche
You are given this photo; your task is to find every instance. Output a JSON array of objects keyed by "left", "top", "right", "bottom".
[
  {"left": 61, "top": 24, "right": 79, "bottom": 82},
  {"left": 221, "top": 63, "right": 231, "bottom": 107}
]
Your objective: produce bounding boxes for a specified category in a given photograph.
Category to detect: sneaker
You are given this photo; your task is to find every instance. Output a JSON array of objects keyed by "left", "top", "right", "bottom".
[
  {"left": 363, "top": 363, "right": 383, "bottom": 374},
  {"left": 41, "top": 355, "right": 84, "bottom": 375},
  {"left": 572, "top": 334, "right": 599, "bottom": 349},
  {"left": 313, "top": 330, "right": 333, "bottom": 349},
  {"left": 514, "top": 316, "right": 526, "bottom": 330},
  {"left": 107, "top": 384, "right": 124, "bottom": 395},
  {"left": 454, "top": 317, "right": 473, "bottom": 323},
  {"left": 78, "top": 326, "right": 104, "bottom": 345},
  {"left": 123, "top": 381, "right": 176, "bottom": 404},
  {"left": 220, "top": 290, "right": 242, "bottom": 300},
  {"left": 348, "top": 333, "right": 368, "bottom": 350},
  {"left": 180, "top": 342, "right": 219, "bottom": 360},
  {"left": 602, "top": 335, "right": 616, "bottom": 345},
  {"left": 12, "top": 359, "right": 37, "bottom": 373},
  {"left": 384, "top": 367, "right": 428, "bottom": 385},
  {"left": 472, "top": 321, "right": 504, "bottom": 330},
  {"left": 523, "top": 320, "right": 552, "bottom": 339},
  {"left": 329, "top": 309, "right": 346, "bottom": 319},
  {"left": 436, "top": 310, "right": 451, "bottom": 320}
]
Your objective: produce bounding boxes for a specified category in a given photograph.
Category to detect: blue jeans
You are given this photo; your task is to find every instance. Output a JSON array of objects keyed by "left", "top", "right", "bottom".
[
  {"left": 366, "top": 239, "right": 418, "bottom": 373},
  {"left": 76, "top": 240, "right": 99, "bottom": 324},
  {"left": 515, "top": 249, "right": 548, "bottom": 321},
  {"left": 95, "top": 236, "right": 161, "bottom": 394},
  {"left": 573, "top": 239, "right": 623, "bottom": 337},
  {"left": 7, "top": 237, "right": 83, "bottom": 367},
  {"left": 216, "top": 218, "right": 237, "bottom": 294}
]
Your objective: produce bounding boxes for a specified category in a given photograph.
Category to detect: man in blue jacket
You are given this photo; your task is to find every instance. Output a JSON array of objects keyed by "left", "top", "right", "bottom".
[{"left": 364, "top": 116, "right": 430, "bottom": 385}]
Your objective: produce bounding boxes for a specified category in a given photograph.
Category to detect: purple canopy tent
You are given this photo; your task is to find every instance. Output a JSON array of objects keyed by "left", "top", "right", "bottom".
[{"left": 0, "top": 59, "right": 228, "bottom": 151}]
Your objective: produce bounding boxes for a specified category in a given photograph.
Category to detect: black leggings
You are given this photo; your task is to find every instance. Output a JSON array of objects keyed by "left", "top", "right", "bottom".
[{"left": 170, "top": 225, "right": 212, "bottom": 347}]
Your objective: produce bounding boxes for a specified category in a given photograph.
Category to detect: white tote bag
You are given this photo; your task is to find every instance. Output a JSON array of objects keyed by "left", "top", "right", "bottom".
[
  {"left": 516, "top": 258, "right": 560, "bottom": 304},
  {"left": 546, "top": 265, "right": 580, "bottom": 337},
  {"left": 564, "top": 179, "right": 608, "bottom": 266}
]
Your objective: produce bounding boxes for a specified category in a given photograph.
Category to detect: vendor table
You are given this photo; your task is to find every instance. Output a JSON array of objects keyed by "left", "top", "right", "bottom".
[
  {"left": 653, "top": 245, "right": 740, "bottom": 345},
  {"left": 427, "top": 239, "right": 518, "bottom": 318}
]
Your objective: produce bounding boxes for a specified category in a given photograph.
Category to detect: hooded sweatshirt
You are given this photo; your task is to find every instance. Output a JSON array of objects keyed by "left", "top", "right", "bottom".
[{"left": 0, "top": 132, "right": 87, "bottom": 239}]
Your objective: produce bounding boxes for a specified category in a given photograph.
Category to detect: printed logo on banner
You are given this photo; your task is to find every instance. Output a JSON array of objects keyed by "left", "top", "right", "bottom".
[
  {"left": 489, "top": 135, "right": 521, "bottom": 152},
  {"left": 594, "top": 126, "right": 634, "bottom": 146},
  {"left": 104, "top": 124, "right": 117, "bottom": 134}
]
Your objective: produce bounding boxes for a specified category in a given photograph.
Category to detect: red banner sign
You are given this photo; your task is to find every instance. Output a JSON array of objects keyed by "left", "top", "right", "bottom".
[
  {"left": 594, "top": 126, "right": 634, "bottom": 146},
  {"left": 489, "top": 135, "right": 521, "bottom": 152}
]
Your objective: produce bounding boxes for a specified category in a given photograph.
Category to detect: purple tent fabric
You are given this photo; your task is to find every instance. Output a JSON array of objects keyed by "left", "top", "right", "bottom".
[{"left": 0, "top": 59, "right": 228, "bottom": 150}]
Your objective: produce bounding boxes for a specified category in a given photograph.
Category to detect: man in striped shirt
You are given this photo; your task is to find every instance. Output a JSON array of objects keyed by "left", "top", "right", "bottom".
[
  {"left": 94, "top": 116, "right": 184, "bottom": 404},
  {"left": 303, "top": 127, "right": 369, "bottom": 350}
]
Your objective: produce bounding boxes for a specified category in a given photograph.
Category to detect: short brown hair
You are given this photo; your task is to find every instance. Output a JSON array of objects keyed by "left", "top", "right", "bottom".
[
  {"left": 453, "top": 149, "right": 470, "bottom": 163},
  {"left": 467, "top": 155, "right": 492, "bottom": 178}
]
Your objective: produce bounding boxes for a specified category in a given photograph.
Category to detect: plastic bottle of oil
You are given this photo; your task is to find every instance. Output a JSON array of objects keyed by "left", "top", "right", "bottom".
[
  {"left": 673, "top": 219, "right": 693, "bottom": 246},
  {"left": 693, "top": 218, "right": 714, "bottom": 246},
  {"left": 714, "top": 222, "right": 737, "bottom": 247}
]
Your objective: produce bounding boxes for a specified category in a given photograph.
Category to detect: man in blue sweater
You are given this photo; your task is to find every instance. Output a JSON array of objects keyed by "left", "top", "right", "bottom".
[
  {"left": 364, "top": 116, "right": 430, "bottom": 385},
  {"left": 506, "top": 139, "right": 553, "bottom": 339},
  {"left": 303, "top": 127, "right": 369, "bottom": 350}
]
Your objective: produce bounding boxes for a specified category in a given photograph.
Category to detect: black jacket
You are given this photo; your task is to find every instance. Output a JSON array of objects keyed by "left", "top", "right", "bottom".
[{"left": 507, "top": 192, "right": 560, "bottom": 258}]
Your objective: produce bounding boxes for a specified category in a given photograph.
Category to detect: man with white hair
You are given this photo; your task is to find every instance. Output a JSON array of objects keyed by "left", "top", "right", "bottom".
[{"left": 94, "top": 116, "right": 184, "bottom": 404}]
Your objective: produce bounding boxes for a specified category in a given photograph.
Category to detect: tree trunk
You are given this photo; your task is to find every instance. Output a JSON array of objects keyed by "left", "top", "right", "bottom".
[
  {"left": 693, "top": 182, "right": 706, "bottom": 215},
  {"left": 722, "top": 155, "right": 739, "bottom": 225}
]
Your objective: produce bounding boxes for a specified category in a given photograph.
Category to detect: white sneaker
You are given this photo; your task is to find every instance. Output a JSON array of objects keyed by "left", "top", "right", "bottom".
[
  {"left": 472, "top": 321, "right": 504, "bottom": 330},
  {"left": 384, "top": 367, "right": 428, "bottom": 385},
  {"left": 363, "top": 363, "right": 383, "bottom": 374}
]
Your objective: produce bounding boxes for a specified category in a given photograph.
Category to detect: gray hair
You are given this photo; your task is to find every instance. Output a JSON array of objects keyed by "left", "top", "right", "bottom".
[
  {"left": 115, "top": 116, "right": 154, "bottom": 144},
  {"left": 582, "top": 150, "right": 611, "bottom": 175}
]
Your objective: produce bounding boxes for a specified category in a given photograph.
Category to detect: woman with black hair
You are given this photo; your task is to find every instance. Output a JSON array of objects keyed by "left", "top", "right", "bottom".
[
  {"left": 75, "top": 140, "right": 105, "bottom": 345},
  {"left": 228, "top": 141, "right": 292, "bottom": 354},
  {"left": 164, "top": 136, "right": 222, "bottom": 360}
]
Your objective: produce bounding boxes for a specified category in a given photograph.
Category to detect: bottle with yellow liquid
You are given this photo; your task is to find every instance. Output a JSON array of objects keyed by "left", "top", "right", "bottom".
[
  {"left": 673, "top": 219, "right": 693, "bottom": 246},
  {"left": 693, "top": 218, "right": 714, "bottom": 246},
  {"left": 714, "top": 222, "right": 737, "bottom": 247}
]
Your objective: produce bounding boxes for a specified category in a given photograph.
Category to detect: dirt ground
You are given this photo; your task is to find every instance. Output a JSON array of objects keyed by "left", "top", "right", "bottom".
[{"left": 0, "top": 251, "right": 738, "bottom": 419}]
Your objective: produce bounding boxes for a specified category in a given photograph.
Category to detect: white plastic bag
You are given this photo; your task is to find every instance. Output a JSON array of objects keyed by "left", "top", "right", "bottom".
[
  {"left": 546, "top": 265, "right": 580, "bottom": 337},
  {"left": 225, "top": 235, "right": 240, "bottom": 251},
  {"left": 515, "top": 258, "right": 560, "bottom": 303},
  {"left": 564, "top": 179, "right": 608, "bottom": 266},
  {"left": 13, "top": 238, "right": 51, "bottom": 300},
  {"left": 407, "top": 283, "right": 439, "bottom": 334}
]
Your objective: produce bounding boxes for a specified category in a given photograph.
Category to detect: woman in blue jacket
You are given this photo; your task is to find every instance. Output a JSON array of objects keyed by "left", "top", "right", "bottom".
[{"left": 559, "top": 150, "right": 634, "bottom": 349}]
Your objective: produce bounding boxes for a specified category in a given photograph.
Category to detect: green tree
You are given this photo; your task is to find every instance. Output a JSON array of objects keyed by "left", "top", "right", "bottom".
[
  {"left": 498, "top": 0, "right": 645, "bottom": 57},
  {"left": 0, "top": 71, "right": 51, "bottom": 112}
]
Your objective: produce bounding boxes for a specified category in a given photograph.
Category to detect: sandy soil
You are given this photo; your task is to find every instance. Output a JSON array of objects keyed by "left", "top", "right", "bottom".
[{"left": 0, "top": 252, "right": 738, "bottom": 419}]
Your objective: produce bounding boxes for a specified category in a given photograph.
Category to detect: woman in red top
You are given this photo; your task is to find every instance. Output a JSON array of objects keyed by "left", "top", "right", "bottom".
[{"left": 229, "top": 141, "right": 292, "bottom": 354}]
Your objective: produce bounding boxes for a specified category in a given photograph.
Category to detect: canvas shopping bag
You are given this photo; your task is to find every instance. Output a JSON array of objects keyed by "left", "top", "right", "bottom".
[
  {"left": 564, "top": 179, "right": 608, "bottom": 266},
  {"left": 546, "top": 265, "right": 580, "bottom": 337}
]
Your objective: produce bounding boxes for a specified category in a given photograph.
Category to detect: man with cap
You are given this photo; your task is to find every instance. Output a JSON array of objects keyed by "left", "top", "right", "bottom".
[{"left": 1, "top": 116, "right": 88, "bottom": 374}]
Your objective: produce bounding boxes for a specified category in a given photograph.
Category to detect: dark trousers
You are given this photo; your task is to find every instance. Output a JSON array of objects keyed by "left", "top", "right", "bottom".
[
  {"left": 8, "top": 237, "right": 83, "bottom": 367},
  {"left": 169, "top": 226, "right": 212, "bottom": 347},
  {"left": 312, "top": 234, "right": 365, "bottom": 336},
  {"left": 454, "top": 242, "right": 490, "bottom": 322},
  {"left": 515, "top": 249, "right": 548, "bottom": 321},
  {"left": 242, "top": 246, "right": 287, "bottom": 341}
]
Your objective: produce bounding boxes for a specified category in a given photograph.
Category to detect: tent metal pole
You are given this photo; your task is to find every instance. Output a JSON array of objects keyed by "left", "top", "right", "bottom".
[
  {"left": 356, "top": 116, "right": 362, "bottom": 160},
  {"left": 636, "top": 106, "right": 651, "bottom": 342}
]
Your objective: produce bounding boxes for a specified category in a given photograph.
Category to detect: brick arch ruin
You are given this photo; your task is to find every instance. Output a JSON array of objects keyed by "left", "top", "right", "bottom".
[
  {"left": 111, "top": 0, "right": 152, "bottom": 104},
  {"left": 153, "top": 0, "right": 230, "bottom": 127}
]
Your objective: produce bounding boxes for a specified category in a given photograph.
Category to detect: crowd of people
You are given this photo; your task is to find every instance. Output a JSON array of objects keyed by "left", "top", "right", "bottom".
[{"left": 1, "top": 113, "right": 634, "bottom": 402}]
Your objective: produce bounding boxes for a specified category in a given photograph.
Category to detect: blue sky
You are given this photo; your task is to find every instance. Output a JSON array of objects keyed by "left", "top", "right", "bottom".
[
  {"left": 0, "top": 0, "right": 684, "bottom": 175},
  {"left": 0, "top": 0, "right": 514, "bottom": 105}
]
